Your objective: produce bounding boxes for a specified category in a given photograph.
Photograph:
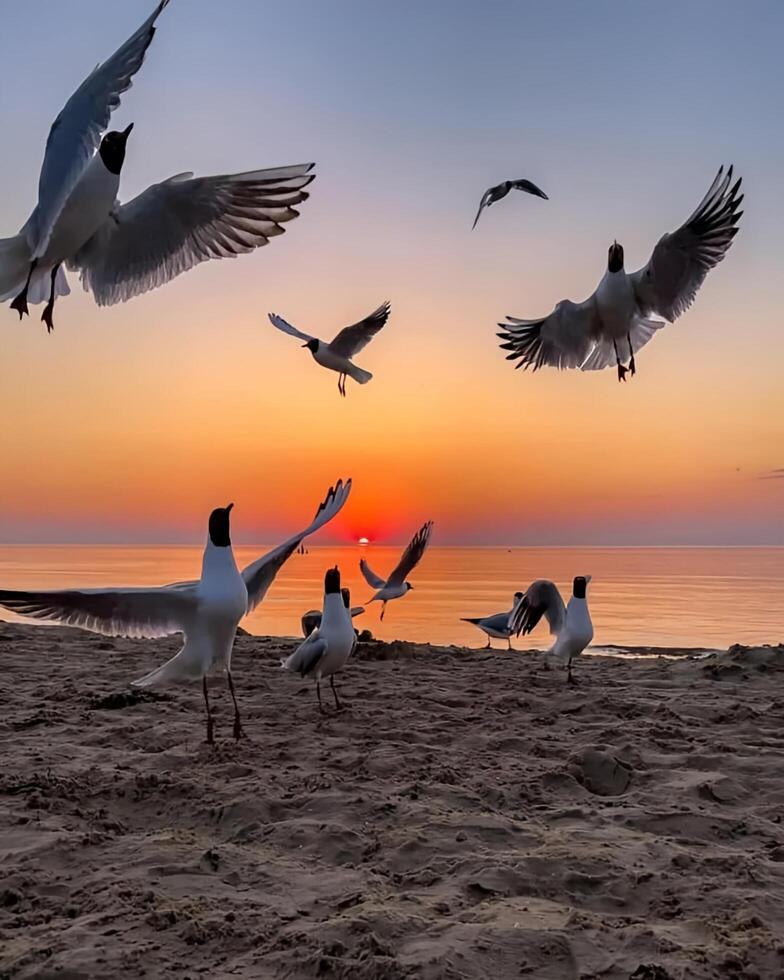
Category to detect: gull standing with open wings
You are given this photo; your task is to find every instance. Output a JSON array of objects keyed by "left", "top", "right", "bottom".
[
  {"left": 0, "top": 480, "right": 351, "bottom": 744},
  {"left": 498, "top": 166, "right": 742, "bottom": 381},
  {"left": 359, "top": 522, "right": 433, "bottom": 620},
  {"left": 0, "top": 0, "right": 314, "bottom": 330},
  {"left": 269, "top": 302, "right": 391, "bottom": 396}
]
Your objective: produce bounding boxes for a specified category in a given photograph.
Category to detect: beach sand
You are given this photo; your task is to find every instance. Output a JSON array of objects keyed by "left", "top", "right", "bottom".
[{"left": 1, "top": 623, "right": 783, "bottom": 979}]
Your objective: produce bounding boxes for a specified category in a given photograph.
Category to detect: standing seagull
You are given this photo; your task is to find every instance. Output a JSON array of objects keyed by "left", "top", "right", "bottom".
[
  {"left": 360, "top": 522, "right": 433, "bottom": 620},
  {"left": 510, "top": 576, "right": 593, "bottom": 684},
  {"left": 269, "top": 302, "right": 391, "bottom": 396},
  {"left": 472, "top": 178, "right": 548, "bottom": 229},
  {"left": 0, "top": 480, "right": 350, "bottom": 743},
  {"left": 301, "top": 589, "right": 364, "bottom": 637},
  {"left": 461, "top": 592, "right": 523, "bottom": 650},
  {"left": 283, "top": 567, "right": 357, "bottom": 712},
  {"left": 498, "top": 166, "right": 742, "bottom": 381},
  {"left": 0, "top": 0, "right": 314, "bottom": 331}
]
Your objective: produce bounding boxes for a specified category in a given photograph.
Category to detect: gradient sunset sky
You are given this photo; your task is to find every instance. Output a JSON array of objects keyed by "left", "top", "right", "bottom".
[{"left": 0, "top": 0, "right": 782, "bottom": 546}]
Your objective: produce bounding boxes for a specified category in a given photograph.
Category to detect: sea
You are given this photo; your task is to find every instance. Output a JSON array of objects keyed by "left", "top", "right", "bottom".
[{"left": 0, "top": 545, "right": 781, "bottom": 651}]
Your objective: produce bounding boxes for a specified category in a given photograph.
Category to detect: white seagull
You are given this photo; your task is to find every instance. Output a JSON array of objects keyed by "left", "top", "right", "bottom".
[
  {"left": 472, "top": 178, "right": 548, "bottom": 229},
  {"left": 301, "top": 589, "right": 364, "bottom": 637},
  {"left": 461, "top": 592, "right": 523, "bottom": 650},
  {"left": 510, "top": 576, "right": 593, "bottom": 684},
  {"left": 282, "top": 566, "right": 357, "bottom": 712},
  {"left": 269, "top": 301, "right": 391, "bottom": 396},
  {"left": 0, "top": 479, "right": 351, "bottom": 743},
  {"left": 498, "top": 166, "right": 743, "bottom": 381},
  {"left": 359, "top": 522, "right": 433, "bottom": 620},
  {"left": 0, "top": 0, "right": 314, "bottom": 331}
]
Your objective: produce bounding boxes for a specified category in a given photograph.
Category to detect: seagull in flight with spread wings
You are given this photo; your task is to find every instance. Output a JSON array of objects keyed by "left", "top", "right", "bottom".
[
  {"left": 0, "top": 0, "right": 314, "bottom": 331},
  {"left": 359, "top": 522, "right": 433, "bottom": 620},
  {"left": 472, "top": 178, "right": 548, "bottom": 229},
  {"left": 498, "top": 166, "right": 743, "bottom": 381},
  {"left": 0, "top": 480, "right": 351, "bottom": 744},
  {"left": 269, "top": 301, "right": 391, "bottom": 396}
]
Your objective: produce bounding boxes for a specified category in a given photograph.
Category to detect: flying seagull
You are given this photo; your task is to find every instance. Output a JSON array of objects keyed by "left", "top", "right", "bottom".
[
  {"left": 461, "top": 592, "right": 523, "bottom": 650},
  {"left": 472, "top": 178, "right": 548, "bottom": 229},
  {"left": 510, "top": 576, "right": 593, "bottom": 684},
  {"left": 0, "top": 479, "right": 351, "bottom": 743},
  {"left": 0, "top": 0, "right": 314, "bottom": 331},
  {"left": 269, "top": 301, "right": 391, "bottom": 396},
  {"left": 498, "top": 165, "right": 742, "bottom": 381},
  {"left": 282, "top": 566, "right": 357, "bottom": 712},
  {"left": 301, "top": 589, "right": 364, "bottom": 637},
  {"left": 359, "top": 522, "right": 433, "bottom": 620}
]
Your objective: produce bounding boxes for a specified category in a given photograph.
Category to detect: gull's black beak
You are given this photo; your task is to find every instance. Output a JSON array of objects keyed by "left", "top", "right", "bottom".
[
  {"left": 226, "top": 503, "right": 234, "bottom": 513},
  {"left": 301, "top": 342, "right": 309, "bottom": 347},
  {"left": 121, "top": 123, "right": 134, "bottom": 142}
]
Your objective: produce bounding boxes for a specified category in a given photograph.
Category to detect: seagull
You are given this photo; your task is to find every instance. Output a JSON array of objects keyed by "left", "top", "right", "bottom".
[
  {"left": 0, "top": 0, "right": 314, "bottom": 332},
  {"left": 0, "top": 479, "right": 351, "bottom": 742},
  {"left": 359, "top": 522, "right": 433, "bottom": 620},
  {"left": 461, "top": 592, "right": 523, "bottom": 650},
  {"left": 510, "top": 576, "right": 593, "bottom": 684},
  {"left": 498, "top": 166, "right": 743, "bottom": 381},
  {"left": 282, "top": 566, "right": 357, "bottom": 712},
  {"left": 268, "top": 301, "right": 391, "bottom": 396},
  {"left": 301, "top": 589, "right": 364, "bottom": 637},
  {"left": 472, "top": 178, "right": 548, "bottom": 229}
]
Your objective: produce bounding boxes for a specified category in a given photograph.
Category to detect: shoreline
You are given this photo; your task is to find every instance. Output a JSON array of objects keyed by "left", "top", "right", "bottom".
[{"left": 2, "top": 624, "right": 784, "bottom": 978}]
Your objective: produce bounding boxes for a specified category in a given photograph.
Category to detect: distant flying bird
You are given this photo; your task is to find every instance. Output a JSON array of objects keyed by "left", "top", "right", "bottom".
[
  {"left": 472, "top": 178, "right": 548, "bottom": 229},
  {"left": 359, "top": 522, "right": 433, "bottom": 620},
  {"left": 498, "top": 165, "right": 743, "bottom": 381},
  {"left": 510, "top": 576, "right": 593, "bottom": 684},
  {"left": 0, "top": 480, "right": 350, "bottom": 742},
  {"left": 0, "top": 0, "right": 314, "bottom": 331},
  {"left": 282, "top": 567, "right": 357, "bottom": 712},
  {"left": 269, "top": 302, "right": 391, "bottom": 396},
  {"left": 301, "top": 588, "right": 364, "bottom": 637},
  {"left": 461, "top": 592, "right": 523, "bottom": 650}
]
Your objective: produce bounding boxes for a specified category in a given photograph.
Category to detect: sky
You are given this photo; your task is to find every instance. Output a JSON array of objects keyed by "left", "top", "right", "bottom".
[{"left": 0, "top": 0, "right": 782, "bottom": 546}]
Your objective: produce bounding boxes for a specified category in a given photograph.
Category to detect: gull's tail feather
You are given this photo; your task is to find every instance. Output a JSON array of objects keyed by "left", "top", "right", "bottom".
[
  {"left": 347, "top": 364, "right": 372, "bottom": 384},
  {"left": 0, "top": 233, "right": 32, "bottom": 302}
]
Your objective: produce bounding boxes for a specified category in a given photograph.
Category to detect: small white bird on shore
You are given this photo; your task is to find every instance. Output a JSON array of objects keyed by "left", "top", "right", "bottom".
[
  {"left": 269, "top": 302, "right": 391, "bottom": 396},
  {"left": 283, "top": 567, "right": 357, "bottom": 712},
  {"left": 461, "top": 592, "right": 523, "bottom": 649},
  {"left": 301, "top": 588, "right": 364, "bottom": 637},
  {"left": 498, "top": 166, "right": 742, "bottom": 381},
  {"left": 510, "top": 576, "right": 593, "bottom": 683},
  {"left": 0, "top": 479, "right": 351, "bottom": 742},
  {"left": 0, "top": 0, "right": 314, "bottom": 331},
  {"left": 472, "top": 178, "right": 548, "bottom": 229},
  {"left": 360, "top": 522, "right": 433, "bottom": 620}
]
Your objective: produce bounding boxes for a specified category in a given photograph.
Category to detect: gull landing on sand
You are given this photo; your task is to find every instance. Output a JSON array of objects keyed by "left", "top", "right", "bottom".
[
  {"left": 0, "top": 0, "right": 314, "bottom": 331},
  {"left": 0, "top": 479, "right": 351, "bottom": 744},
  {"left": 359, "top": 522, "right": 433, "bottom": 620},
  {"left": 461, "top": 592, "right": 523, "bottom": 650},
  {"left": 282, "top": 567, "right": 358, "bottom": 713},
  {"left": 269, "top": 302, "right": 391, "bottom": 397},
  {"left": 498, "top": 166, "right": 743, "bottom": 381},
  {"left": 510, "top": 576, "right": 593, "bottom": 684}
]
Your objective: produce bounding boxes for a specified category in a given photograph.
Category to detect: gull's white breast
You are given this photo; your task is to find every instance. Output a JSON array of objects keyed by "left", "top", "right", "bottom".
[{"left": 595, "top": 270, "right": 636, "bottom": 339}]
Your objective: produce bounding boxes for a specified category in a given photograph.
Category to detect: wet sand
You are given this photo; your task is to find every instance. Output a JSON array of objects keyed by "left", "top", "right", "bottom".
[{"left": 1, "top": 623, "right": 784, "bottom": 979}]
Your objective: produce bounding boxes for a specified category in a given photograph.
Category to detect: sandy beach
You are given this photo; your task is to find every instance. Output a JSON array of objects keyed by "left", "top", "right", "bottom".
[{"left": 1, "top": 623, "right": 784, "bottom": 979}]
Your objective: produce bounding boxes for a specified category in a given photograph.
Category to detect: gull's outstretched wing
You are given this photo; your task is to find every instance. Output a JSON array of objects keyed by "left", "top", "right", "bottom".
[
  {"left": 509, "top": 178, "right": 549, "bottom": 200},
  {"left": 359, "top": 559, "right": 386, "bottom": 590},
  {"left": 498, "top": 297, "right": 599, "bottom": 372},
  {"left": 329, "top": 302, "right": 391, "bottom": 358},
  {"left": 0, "top": 584, "right": 195, "bottom": 639},
  {"left": 386, "top": 522, "right": 433, "bottom": 588},
  {"left": 242, "top": 479, "right": 351, "bottom": 614},
  {"left": 25, "top": 0, "right": 171, "bottom": 258},
  {"left": 472, "top": 187, "right": 497, "bottom": 230},
  {"left": 631, "top": 165, "right": 743, "bottom": 322},
  {"left": 268, "top": 312, "right": 315, "bottom": 344},
  {"left": 282, "top": 634, "right": 327, "bottom": 677},
  {"left": 71, "top": 164, "right": 315, "bottom": 305},
  {"left": 509, "top": 580, "right": 565, "bottom": 638}
]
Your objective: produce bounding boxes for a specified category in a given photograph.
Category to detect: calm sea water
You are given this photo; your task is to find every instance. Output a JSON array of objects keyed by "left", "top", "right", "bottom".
[{"left": 0, "top": 545, "right": 782, "bottom": 650}]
